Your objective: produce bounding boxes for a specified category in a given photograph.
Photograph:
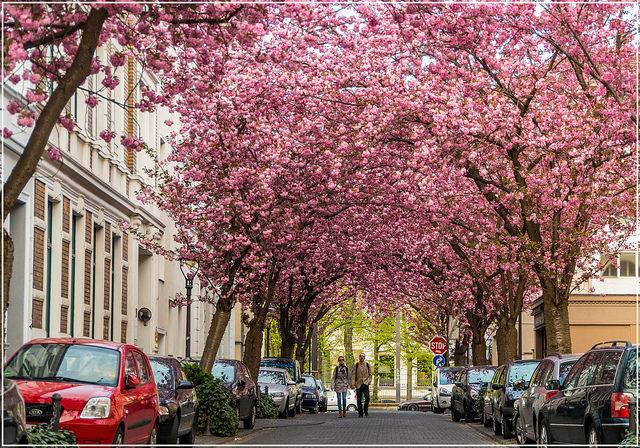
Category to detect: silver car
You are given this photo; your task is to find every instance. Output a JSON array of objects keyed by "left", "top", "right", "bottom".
[{"left": 258, "top": 367, "right": 298, "bottom": 418}]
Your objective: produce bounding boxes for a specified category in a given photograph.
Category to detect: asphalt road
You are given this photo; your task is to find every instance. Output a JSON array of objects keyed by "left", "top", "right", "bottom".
[{"left": 198, "top": 409, "right": 502, "bottom": 446}]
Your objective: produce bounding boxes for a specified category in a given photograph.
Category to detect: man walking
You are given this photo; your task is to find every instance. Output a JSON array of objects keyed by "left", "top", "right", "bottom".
[{"left": 351, "top": 352, "right": 372, "bottom": 417}]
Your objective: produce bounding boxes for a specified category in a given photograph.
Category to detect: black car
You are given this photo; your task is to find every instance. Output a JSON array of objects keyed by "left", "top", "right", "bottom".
[
  {"left": 483, "top": 359, "right": 540, "bottom": 438},
  {"left": 3, "top": 379, "right": 27, "bottom": 445},
  {"left": 260, "top": 358, "right": 305, "bottom": 414},
  {"left": 513, "top": 353, "right": 580, "bottom": 445},
  {"left": 213, "top": 359, "right": 258, "bottom": 429},
  {"left": 451, "top": 365, "right": 497, "bottom": 422},
  {"left": 301, "top": 374, "right": 321, "bottom": 413},
  {"left": 148, "top": 356, "right": 197, "bottom": 444},
  {"left": 538, "top": 341, "right": 638, "bottom": 446}
]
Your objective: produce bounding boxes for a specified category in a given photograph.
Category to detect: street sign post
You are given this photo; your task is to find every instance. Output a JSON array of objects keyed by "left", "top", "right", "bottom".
[
  {"left": 433, "top": 355, "right": 446, "bottom": 367},
  {"left": 429, "top": 335, "right": 448, "bottom": 355}
]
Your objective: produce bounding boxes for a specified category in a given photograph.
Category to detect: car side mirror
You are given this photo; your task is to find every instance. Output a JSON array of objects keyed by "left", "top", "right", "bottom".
[
  {"left": 545, "top": 379, "right": 561, "bottom": 391},
  {"left": 125, "top": 373, "right": 140, "bottom": 389},
  {"left": 317, "top": 386, "right": 321, "bottom": 390},
  {"left": 481, "top": 382, "right": 489, "bottom": 389},
  {"left": 432, "top": 381, "right": 437, "bottom": 387},
  {"left": 513, "top": 379, "right": 526, "bottom": 390},
  {"left": 491, "top": 383, "right": 503, "bottom": 391},
  {"left": 177, "top": 380, "right": 193, "bottom": 390}
]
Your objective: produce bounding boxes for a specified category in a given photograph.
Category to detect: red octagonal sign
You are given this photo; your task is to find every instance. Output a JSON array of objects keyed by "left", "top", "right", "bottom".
[{"left": 429, "top": 336, "right": 448, "bottom": 355}]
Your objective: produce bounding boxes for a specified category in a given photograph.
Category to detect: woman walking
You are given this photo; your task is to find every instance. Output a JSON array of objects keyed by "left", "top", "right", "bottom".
[{"left": 332, "top": 355, "right": 350, "bottom": 418}]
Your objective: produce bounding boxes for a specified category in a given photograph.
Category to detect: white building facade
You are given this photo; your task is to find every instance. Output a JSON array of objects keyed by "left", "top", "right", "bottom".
[{"left": 3, "top": 49, "right": 244, "bottom": 361}]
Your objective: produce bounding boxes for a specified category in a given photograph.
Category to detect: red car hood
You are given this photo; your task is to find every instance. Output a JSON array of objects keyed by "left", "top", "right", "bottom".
[{"left": 15, "top": 380, "right": 115, "bottom": 411}]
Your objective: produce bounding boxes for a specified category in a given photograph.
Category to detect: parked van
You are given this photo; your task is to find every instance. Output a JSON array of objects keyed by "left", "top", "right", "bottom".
[{"left": 432, "top": 366, "right": 463, "bottom": 413}]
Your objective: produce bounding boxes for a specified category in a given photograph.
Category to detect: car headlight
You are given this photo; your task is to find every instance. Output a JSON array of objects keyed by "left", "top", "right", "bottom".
[{"left": 80, "top": 397, "right": 111, "bottom": 419}]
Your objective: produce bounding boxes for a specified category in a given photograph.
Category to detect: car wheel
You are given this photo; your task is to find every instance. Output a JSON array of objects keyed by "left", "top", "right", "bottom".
[
  {"left": 113, "top": 427, "right": 124, "bottom": 446},
  {"left": 347, "top": 404, "right": 357, "bottom": 412},
  {"left": 178, "top": 425, "right": 196, "bottom": 445},
  {"left": 502, "top": 412, "right": 513, "bottom": 439},
  {"left": 243, "top": 403, "right": 256, "bottom": 429},
  {"left": 408, "top": 404, "right": 418, "bottom": 412},
  {"left": 147, "top": 424, "right": 158, "bottom": 445},
  {"left": 451, "top": 407, "right": 461, "bottom": 422},
  {"left": 587, "top": 424, "right": 600, "bottom": 447},
  {"left": 538, "top": 419, "right": 552, "bottom": 448},
  {"left": 493, "top": 410, "right": 503, "bottom": 436},
  {"left": 280, "top": 399, "right": 289, "bottom": 418},
  {"left": 515, "top": 412, "right": 528, "bottom": 445}
]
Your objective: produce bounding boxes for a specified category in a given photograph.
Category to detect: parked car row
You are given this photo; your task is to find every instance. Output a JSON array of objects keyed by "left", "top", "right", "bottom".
[{"left": 436, "top": 340, "right": 638, "bottom": 446}]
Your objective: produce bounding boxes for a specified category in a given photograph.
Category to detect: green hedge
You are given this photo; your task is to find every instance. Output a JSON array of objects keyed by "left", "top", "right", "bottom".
[
  {"left": 27, "top": 423, "right": 77, "bottom": 447},
  {"left": 183, "top": 363, "right": 238, "bottom": 437},
  {"left": 256, "top": 392, "right": 279, "bottom": 419},
  {"left": 473, "top": 387, "right": 487, "bottom": 417},
  {"left": 619, "top": 430, "right": 639, "bottom": 447}
]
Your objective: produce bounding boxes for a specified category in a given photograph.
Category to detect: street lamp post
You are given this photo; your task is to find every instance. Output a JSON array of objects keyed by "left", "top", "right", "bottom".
[{"left": 179, "top": 260, "right": 199, "bottom": 360}]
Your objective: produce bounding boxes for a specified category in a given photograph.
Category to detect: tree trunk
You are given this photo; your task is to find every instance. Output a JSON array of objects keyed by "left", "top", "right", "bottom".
[
  {"left": 372, "top": 343, "right": 379, "bottom": 402},
  {"left": 453, "top": 336, "right": 469, "bottom": 366},
  {"left": 541, "top": 281, "right": 572, "bottom": 355},
  {"left": 243, "top": 319, "right": 265, "bottom": 382},
  {"left": 470, "top": 319, "right": 488, "bottom": 365},
  {"left": 295, "top": 329, "right": 312, "bottom": 373},
  {"left": 280, "top": 334, "right": 296, "bottom": 358},
  {"left": 2, "top": 229, "right": 14, "bottom": 346},
  {"left": 495, "top": 318, "right": 519, "bottom": 365},
  {"left": 3, "top": 8, "right": 109, "bottom": 222},
  {"left": 199, "top": 296, "right": 234, "bottom": 373},
  {"left": 344, "top": 322, "right": 354, "bottom": 368},
  {"left": 406, "top": 357, "right": 413, "bottom": 400}
]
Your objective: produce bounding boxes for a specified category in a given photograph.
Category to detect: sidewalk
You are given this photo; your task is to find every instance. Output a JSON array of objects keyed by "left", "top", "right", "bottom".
[{"left": 195, "top": 417, "right": 325, "bottom": 445}]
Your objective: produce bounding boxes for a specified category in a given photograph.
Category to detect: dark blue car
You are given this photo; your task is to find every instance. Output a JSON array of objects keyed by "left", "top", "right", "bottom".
[{"left": 301, "top": 374, "right": 320, "bottom": 414}]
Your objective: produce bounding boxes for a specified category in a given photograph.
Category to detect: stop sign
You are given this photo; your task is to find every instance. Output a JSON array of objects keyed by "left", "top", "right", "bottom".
[{"left": 429, "top": 336, "right": 448, "bottom": 355}]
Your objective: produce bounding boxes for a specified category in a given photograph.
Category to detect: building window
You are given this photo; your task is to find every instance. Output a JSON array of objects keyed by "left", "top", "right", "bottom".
[
  {"left": 60, "top": 305, "right": 69, "bottom": 334},
  {"left": 601, "top": 255, "right": 617, "bottom": 277},
  {"left": 83, "top": 311, "right": 91, "bottom": 337},
  {"left": 620, "top": 252, "right": 636, "bottom": 277},
  {"left": 378, "top": 354, "right": 395, "bottom": 387}
]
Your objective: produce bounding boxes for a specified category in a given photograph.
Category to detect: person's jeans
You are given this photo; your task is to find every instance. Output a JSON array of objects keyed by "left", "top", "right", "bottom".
[
  {"left": 336, "top": 391, "right": 347, "bottom": 412},
  {"left": 356, "top": 384, "right": 370, "bottom": 416}
]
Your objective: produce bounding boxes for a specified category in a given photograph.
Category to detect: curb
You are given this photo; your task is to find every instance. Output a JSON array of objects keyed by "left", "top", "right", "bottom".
[{"left": 464, "top": 422, "right": 513, "bottom": 445}]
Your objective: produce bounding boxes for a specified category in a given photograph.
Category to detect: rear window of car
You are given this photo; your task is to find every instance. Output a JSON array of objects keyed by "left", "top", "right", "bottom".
[
  {"left": 212, "top": 362, "right": 235, "bottom": 382},
  {"left": 439, "top": 368, "right": 460, "bottom": 385},
  {"left": 468, "top": 367, "right": 496, "bottom": 384},
  {"left": 508, "top": 362, "right": 540, "bottom": 386},
  {"left": 150, "top": 359, "right": 174, "bottom": 391},
  {"left": 260, "top": 359, "right": 296, "bottom": 380},
  {"left": 623, "top": 348, "right": 638, "bottom": 393}
]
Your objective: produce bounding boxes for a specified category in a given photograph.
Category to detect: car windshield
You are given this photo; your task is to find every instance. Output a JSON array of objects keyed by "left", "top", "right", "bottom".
[
  {"left": 468, "top": 368, "right": 496, "bottom": 384},
  {"left": 559, "top": 360, "right": 577, "bottom": 385},
  {"left": 508, "top": 362, "right": 540, "bottom": 386},
  {"left": 4, "top": 343, "right": 120, "bottom": 387},
  {"left": 258, "top": 370, "right": 285, "bottom": 385},
  {"left": 260, "top": 359, "right": 296, "bottom": 380},
  {"left": 212, "top": 363, "right": 235, "bottom": 383},
  {"left": 623, "top": 348, "right": 638, "bottom": 394},
  {"left": 439, "top": 369, "right": 460, "bottom": 385},
  {"left": 302, "top": 376, "right": 316, "bottom": 387},
  {"left": 150, "top": 359, "right": 174, "bottom": 391}
]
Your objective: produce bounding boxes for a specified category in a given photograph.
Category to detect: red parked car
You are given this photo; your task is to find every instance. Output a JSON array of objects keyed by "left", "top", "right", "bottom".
[{"left": 4, "top": 338, "right": 160, "bottom": 445}]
